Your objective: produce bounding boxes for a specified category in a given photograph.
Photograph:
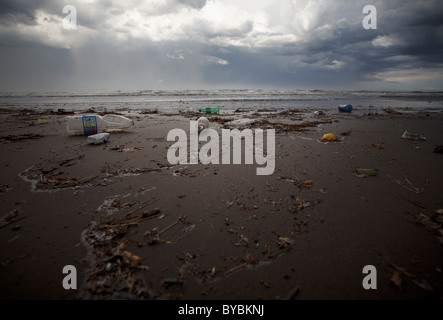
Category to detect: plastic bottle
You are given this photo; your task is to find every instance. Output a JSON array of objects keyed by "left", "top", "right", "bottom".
[
  {"left": 338, "top": 104, "right": 353, "bottom": 112},
  {"left": 198, "top": 107, "right": 219, "bottom": 114},
  {"left": 87, "top": 132, "right": 110, "bottom": 145},
  {"left": 66, "top": 114, "right": 134, "bottom": 136}
]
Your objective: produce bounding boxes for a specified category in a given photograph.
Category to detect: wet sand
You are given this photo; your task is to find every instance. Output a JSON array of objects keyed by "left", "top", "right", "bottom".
[{"left": 0, "top": 107, "right": 442, "bottom": 300}]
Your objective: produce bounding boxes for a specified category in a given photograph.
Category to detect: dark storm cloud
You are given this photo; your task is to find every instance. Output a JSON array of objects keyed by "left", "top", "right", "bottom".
[
  {"left": 0, "top": 0, "right": 442, "bottom": 91},
  {"left": 0, "top": 0, "right": 65, "bottom": 26},
  {"left": 0, "top": 0, "right": 44, "bottom": 25}
]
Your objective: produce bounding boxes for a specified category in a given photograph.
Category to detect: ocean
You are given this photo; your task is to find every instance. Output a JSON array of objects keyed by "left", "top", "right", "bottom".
[{"left": 1, "top": 89, "right": 442, "bottom": 113}]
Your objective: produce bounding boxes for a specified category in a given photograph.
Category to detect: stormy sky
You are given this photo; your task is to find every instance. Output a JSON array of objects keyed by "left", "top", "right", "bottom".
[{"left": 0, "top": 0, "right": 442, "bottom": 92}]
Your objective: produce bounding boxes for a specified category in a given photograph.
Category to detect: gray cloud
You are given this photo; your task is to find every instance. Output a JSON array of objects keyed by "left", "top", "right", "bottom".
[
  {"left": 179, "top": 0, "right": 207, "bottom": 9},
  {"left": 0, "top": 0, "right": 442, "bottom": 92}
]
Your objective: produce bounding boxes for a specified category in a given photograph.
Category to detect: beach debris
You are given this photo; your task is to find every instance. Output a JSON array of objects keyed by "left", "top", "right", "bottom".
[
  {"left": 315, "top": 188, "right": 328, "bottom": 194},
  {"left": 81, "top": 200, "right": 167, "bottom": 299},
  {"left": 387, "top": 261, "right": 435, "bottom": 293},
  {"left": 259, "top": 279, "right": 271, "bottom": 288},
  {"left": 340, "top": 130, "right": 352, "bottom": 136},
  {"left": 118, "top": 199, "right": 159, "bottom": 219},
  {"left": 20, "top": 162, "right": 99, "bottom": 191},
  {"left": 353, "top": 168, "right": 379, "bottom": 177},
  {"left": 288, "top": 196, "right": 315, "bottom": 213},
  {"left": 183, "top": 251, "right": 194, "bottom": 261},
  {"left": 122, "top": 250, "right": 142, "bottom": 265},
  {"left": 0, "top": 133, "right": 43, "bottom": 143},
  {"left": 19, "top": 155, "right": 89, "bottom": 191},
  {"left": 224, "top": 253, "right": 258, "bottom": 276},
  {"left": 37, "top": 118, "right": 48, "bottom": 124},
  {"left": 388, "top": 175, "right": 429, "bottom": 194},
  {"left": 234, "top": 108, "right": 251, "bottom": 113},
  {"left": 160, "top": 214, "right": 188, "bottom": 234},
  {"left": 314, "top": 111, "right": 325, "bottom": 117},
  {"left": 434, "top": 145, "right": 443, "bottom": 154},
  {"left": 390, "top": 271, "right": 402, "bottom": 288},
  {"left": 0, "top": 209, "right": 26, "bottom": 229},
  {"left": 144, "top": 227, "right": 161, "bottom": 245},
  {"left": 321, "top": 133, "right": 337, "bottom": 142},
  {"left": 234, "top": 234, "right": 249, "bottom": 247},
  {"left": 172, "top": 167, "right": 192, "bottom": 177},
  {"left": 415, "top": 212, "right": 443, "bottom": 246},
  {"left": 198, "top": 107, "right": 219, "bottom": 114},
  {"left": 264, "top": 120, "right": 332, "bottom": 133},
  {"left": 0, "top": 184, "right": 11, "bottom": 194},
  {"left": 278, "top": 176, "right": 313, "bottom": 189},
  {"left": 104, "top": 167, "right": 161, "bottom": 178},
  {"left": 277, "top": 237, "right": 293, "bottom": 249},
  {"left": 87, "top": 132, "right": 110, "bottom": 145},
  {"left": 338, "top": 104, "right": 353, "bottom": 112},
  {"left": 265, "top": 181, "right": 279, "bottom": 192},
  {"left": 401, "top": 130, "right": 426, "bottom": 141},
  {"left": 197, "top": 116, "right": 210, "bottom": 131},
  {"left": 182, "top": 224, "right": 195, "bottom": 233},
  {"left": 415, "top": 213, "right": 440, "bottom": 230},
  {"left": 96, "top": 194, "right": 136, "bottom": 215},
  {"left": 67, "top": 114, "right": 134, "bottom": 136},
  {"left": 222, "top": 118, "right": 332, "bottom": 133},
  {"left": 53, "top": 108, "right": 74, "bottom": 115}
]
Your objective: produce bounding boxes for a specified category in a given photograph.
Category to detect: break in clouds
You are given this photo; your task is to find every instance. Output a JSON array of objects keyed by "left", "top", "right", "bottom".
[{"left": 0, "top": 0, "right": 442, "bottom": 92}]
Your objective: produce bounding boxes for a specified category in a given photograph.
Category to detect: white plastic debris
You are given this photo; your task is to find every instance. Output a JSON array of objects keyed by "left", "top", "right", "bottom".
[
  {"left": 197, "top": 117, "right": 210, "bottom": 132},
  {"left": 87, "top": 132, "right": 110, "bottom": 145}
]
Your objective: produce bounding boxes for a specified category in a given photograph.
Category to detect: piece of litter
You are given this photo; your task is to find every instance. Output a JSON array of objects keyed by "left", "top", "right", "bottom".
[
  {"left": 390, "top": 272, "right": 402, "bottom": 288},
  {"left": 434, "top": 145, "right": 443, "bottom": 153},
  {"left": 401, "top": 130, "right": 426, "bottom": 141},
  {"left": 122, "top": 250, "right": 142, "bottom": 265},
  {"left": 87, "top": 132, "right": 110, "bottom": 145},
  {"left": 321, "top": 133, "right": 337, "bottom": 142},
  {"left": 277, "top": 237, "right": 293, "bottom": 249}
]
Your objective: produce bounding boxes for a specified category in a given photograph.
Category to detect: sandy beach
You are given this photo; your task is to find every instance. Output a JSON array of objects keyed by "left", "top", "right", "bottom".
[{"left": 0, "top": 106, "right": 442, "bottom": 300}]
